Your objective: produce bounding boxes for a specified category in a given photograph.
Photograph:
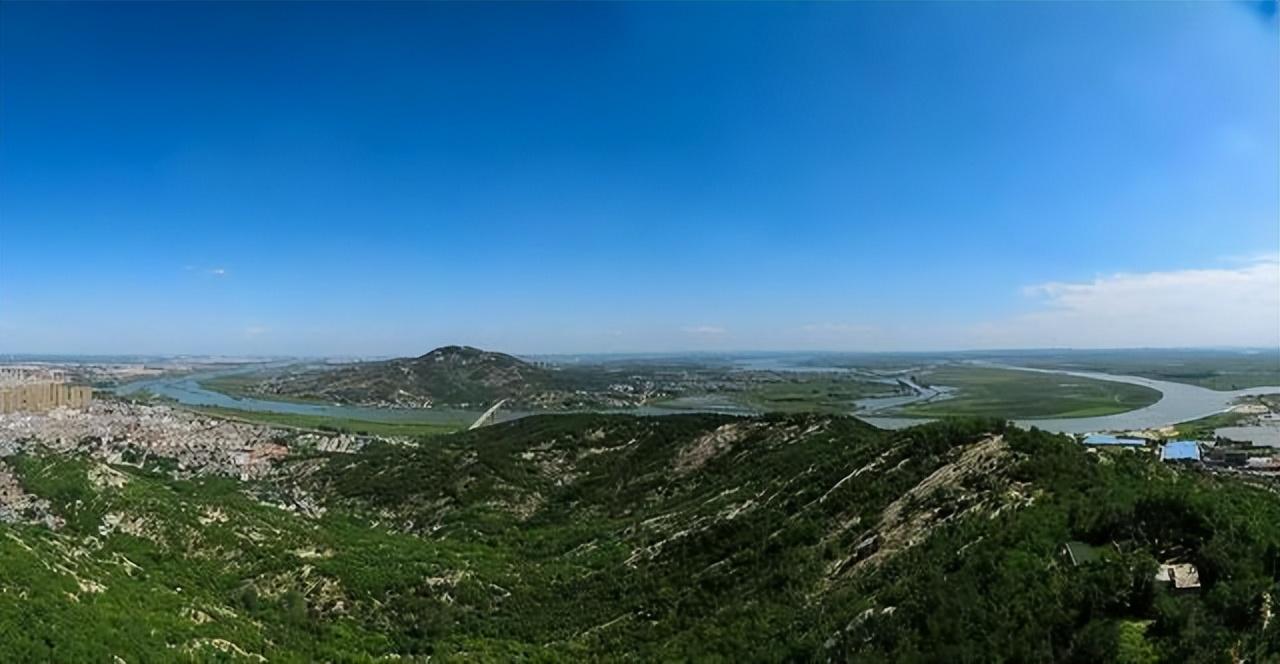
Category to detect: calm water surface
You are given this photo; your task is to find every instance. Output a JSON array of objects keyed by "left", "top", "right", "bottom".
[
  {"left": 863, "top": 364, "right": 1280, "bottom": 434},
  {"left": 115, "top": 365, "right": 506, "bottom": 426}
]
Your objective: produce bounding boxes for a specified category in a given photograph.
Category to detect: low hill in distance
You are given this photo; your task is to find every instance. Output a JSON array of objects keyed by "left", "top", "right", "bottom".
[
  {"left": 222, "top": 345, "right": 649, "bottom": 409},
  {"left": 3, "top": 411, "right": 1279, "bottom": 661},
  {"left": 203, "top": 347, "right": 1177, "bottom": 421}
]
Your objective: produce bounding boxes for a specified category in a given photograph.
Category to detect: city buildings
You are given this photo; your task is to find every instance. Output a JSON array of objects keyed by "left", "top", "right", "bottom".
[{"left": 0, "top": 366, "right": 95, "bottom": 414}]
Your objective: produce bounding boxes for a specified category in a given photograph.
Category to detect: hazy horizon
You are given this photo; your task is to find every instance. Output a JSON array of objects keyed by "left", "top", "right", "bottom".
[
  {"left": 2, "top": 345, "right": 1279, "bottom": 364},
  {"left": 2, "top": 2, "right": 1277, "bottom": 356}
]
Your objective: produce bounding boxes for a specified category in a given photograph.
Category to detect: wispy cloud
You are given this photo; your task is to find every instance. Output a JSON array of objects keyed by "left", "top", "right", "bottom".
[
  {"left": 243, "top": 325, "right": 269, "bottom": 338},
  {"left": 971, "top": 256, "right": 1280, "bottom": 348},
  {"left": 1219, "top": 250, "right": 1280, "bottom": 265},
  {"left": 183, "top": 264, "right": 229, "bottom": 277},
  {"left": 682, "top": 325, "right": 726, "bottom": 336},
  {"left": 798, "top": 322, "right": 877, "bottom": 335}
]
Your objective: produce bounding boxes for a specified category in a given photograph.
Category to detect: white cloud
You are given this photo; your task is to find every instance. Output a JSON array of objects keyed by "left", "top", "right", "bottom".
[
  {"left": 970, "top": 256, "right": 1280, "bottom": 348},
  {"left": 243, "top": 325, "right": 269, "bottom": 338},
  {"left": 208, "top": 267, "right": 228, "bottom": 277},
  {"left": 682, "top": 325, "right": 726, "bottom": 336}
]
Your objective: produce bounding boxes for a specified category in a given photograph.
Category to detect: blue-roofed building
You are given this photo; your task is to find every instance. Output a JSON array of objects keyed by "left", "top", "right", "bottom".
[
  {"left": 1161, "top": 440, "right": 1202, "bottom": 462},
  {"left": 1082, "top": 434, "right": 1146, "bottom": 447}
]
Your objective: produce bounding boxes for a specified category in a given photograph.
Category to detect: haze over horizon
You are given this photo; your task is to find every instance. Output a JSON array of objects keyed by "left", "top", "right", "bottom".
[{"left": 2, "top": 2, "right": 1277, "bottom": 356}]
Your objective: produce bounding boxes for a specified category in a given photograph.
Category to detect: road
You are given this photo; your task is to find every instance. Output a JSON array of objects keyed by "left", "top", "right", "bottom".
[{"left": 469, "top": 399, "right": 508, "bottom": 429}]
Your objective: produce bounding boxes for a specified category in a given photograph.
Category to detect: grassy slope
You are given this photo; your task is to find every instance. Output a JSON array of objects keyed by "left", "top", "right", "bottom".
[
  {"left": 901, "top": 365, "right": 1162, "bottom": 418},
  {"left": 2, "top": 414, "right": 1280, "bottom": 661},
  {"left": 0, "top": 456, "right": 429, "bottom": 662}
]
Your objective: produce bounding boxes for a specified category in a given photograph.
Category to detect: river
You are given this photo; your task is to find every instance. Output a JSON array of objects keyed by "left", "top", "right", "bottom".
[
  {"left": 114, "top": 365, "right": 515, "bottom": 427},
  {"left": 116, "top": 362, "right": 1280, "bottom": 436},
  {"left": 861, "top": 364, "right": 1280, "bottom": 434}
]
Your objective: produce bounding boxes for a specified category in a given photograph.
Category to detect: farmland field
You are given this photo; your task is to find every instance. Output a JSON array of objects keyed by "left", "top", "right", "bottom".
[
  {"left": 734, "top": 376, "right": 903, "bottom": 413},
  {"left": 898, "top": 365, "right": 1162, "bottom": 419},
  {"left": 976, "top": 349, "right": 1280, "bottom": 391}
]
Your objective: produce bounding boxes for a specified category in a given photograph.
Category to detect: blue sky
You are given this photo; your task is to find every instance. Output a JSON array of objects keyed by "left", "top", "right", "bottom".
[{"left": 1, "top": 1, "right": 1277, "bottom": 356}]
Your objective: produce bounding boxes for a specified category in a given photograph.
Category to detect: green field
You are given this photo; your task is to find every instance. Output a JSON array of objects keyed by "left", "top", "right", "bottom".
[
  {"left": 795, "top": 349, "right": 1280, "bottom": 391},
  {"left": 899, "top": 365, "right": 1162, "bottom": 419},
  {"left": 199, "top": 373, "right": 262, "bottom": 398},
  {"left": 734, "top": 376, "right": 902, "bottom": 413},
  {"left": 983, "top": 349, "right": 1280, "bottom": 391},
  {"left": 1171, "top": 410, "right": 1249, "bottom": 440},
  {"left": 190, "top": 405, "right": 464, "bottom": 438}
]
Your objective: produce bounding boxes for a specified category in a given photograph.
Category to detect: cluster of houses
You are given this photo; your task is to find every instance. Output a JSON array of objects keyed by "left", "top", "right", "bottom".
[
  {"left": 1079, "top": 433, "right": 1280, "bottom": 471},
  {"left": 1081, "top": 433, "right": 1202, "bottom": 460}
]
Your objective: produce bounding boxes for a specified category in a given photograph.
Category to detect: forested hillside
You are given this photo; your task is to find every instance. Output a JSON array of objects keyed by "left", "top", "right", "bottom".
[
  {"left": 1, "top": 413, "right": 1278, "bottom": 662},
  {"left": 233, "top": 345, "right": 559, "bottom": 408}
]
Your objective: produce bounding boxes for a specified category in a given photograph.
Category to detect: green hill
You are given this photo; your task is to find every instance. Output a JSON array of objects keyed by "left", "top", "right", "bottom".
[
  {"left": 240, "top": 345, "right": 612, "bottom": 409},
  {"left": 2, "top": 414, "right": 1279, "bottom": 661}
]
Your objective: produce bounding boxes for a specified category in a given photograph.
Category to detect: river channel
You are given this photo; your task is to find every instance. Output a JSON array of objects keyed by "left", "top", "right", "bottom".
[
  {"left": 860, "top": 364, "right": 1280, "bottom": 434},
  {"left": 114, "top": 365, "right": 512, "bottom": 427},
  {"left": 116, "top": 362, "right": 1280, "bottom": 436}
]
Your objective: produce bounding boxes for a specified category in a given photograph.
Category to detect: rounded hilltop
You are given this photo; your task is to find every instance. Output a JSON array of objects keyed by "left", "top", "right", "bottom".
[{"left": 417, "top": 345, "right": 512, "bottom": 362}]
